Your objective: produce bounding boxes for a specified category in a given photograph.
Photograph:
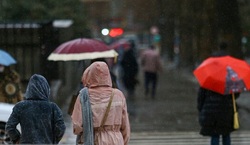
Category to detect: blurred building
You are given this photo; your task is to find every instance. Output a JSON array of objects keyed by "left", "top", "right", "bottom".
[{"left": 0, "top": 20, "right": 79, "bottom": 100}]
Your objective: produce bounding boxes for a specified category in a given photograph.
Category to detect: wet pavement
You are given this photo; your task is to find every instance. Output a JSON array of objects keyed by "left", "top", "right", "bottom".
[
  {"left": 126, "top": 66, "right": 201, "bottom": 132},
  {"left": 59, "top": 64, "right": 250, "bottom": 144}
]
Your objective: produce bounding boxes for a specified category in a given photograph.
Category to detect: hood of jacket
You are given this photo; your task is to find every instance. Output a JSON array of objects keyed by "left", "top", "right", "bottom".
[
  {"left": 82, "top": 61, "right": 112, "bottom": 88},
  {"left": 25, "top": 74, "right": 50, "bottom": 101}
]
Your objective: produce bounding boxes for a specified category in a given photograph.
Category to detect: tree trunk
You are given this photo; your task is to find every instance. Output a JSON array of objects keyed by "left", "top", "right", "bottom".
[
  {"left": 216, "top": 0, "right": 243, "bottom": 58},
  {"left": 179, "top": 0, "right": 196, "bottom": 68},
  {"left": 156, "top": 0, "right": 181, "bottom": 64},
  {"left": 179, "top": 0, "right": 243, "bottom": 69}
]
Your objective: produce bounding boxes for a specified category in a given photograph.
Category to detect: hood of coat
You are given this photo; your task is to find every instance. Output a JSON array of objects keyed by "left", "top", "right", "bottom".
[
  {"left": 82, "top": 61, "right": 112, "bottom": 88},
  {"left": 25, "top": 74, "right": 50, "bottom": 101}
]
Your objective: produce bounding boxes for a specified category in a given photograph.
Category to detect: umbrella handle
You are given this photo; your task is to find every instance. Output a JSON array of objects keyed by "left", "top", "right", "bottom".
[
  {"left": 232, "top": 93, "right": 240, "bottom": 129},
  {"left": 232, "top": 93, "right": 237, "bottom": 113}
]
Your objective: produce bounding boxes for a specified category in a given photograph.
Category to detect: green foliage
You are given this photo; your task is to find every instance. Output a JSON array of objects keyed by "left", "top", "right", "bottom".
[{"left": 0, "top": 0, "right": 90, "bottom": 38}]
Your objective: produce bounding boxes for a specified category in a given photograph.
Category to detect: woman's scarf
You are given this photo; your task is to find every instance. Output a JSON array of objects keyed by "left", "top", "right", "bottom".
[{"left": 79, "top": 87, "right": 94, "bottom": 145}]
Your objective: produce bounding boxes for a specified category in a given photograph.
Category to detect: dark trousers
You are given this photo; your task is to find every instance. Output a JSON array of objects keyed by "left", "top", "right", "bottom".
[
  {"left": 211, "top": 134, "right": 231, "bottom": 145},
  {"left": 144, "top": 71, "right": 157, "bottom": 98}
]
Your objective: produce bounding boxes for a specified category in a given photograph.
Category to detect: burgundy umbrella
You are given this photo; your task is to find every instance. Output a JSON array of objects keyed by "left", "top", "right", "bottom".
[
  {"left": 109, "top": 39, "right": 131, "bottom": 50},
  {"left": 48, "top": 38, "right": 118, "bottom": 61}
]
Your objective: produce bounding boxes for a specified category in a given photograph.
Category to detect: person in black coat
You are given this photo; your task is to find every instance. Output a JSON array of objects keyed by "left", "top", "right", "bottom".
[
  {"left": 197, "top": 87, "right": 240, "bottom": 145},
  {"left": 120, "top": 40, "right": 139, "bottom": 98},
  {"left": 120, "top": 40, "right": 139, "bottom": 118}
]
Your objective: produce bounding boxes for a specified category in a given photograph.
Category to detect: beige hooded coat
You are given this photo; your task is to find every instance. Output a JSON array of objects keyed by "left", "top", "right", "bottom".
[{"left": 71, "top": 61, "right": 130, "bottom": 145}]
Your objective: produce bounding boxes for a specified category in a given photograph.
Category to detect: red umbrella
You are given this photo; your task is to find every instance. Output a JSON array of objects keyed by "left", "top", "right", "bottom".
[
  {"left": 48, "top": 38, "right": 118, "bottom": 61},
  {"left": 109, "top": 39, "right": 130, "bottom": 50},
  {"left": 193, "top": 55, "right": 250, "bottom": 95}
]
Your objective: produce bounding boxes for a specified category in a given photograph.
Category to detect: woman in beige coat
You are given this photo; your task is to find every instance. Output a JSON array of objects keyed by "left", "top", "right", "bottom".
[{"left": 71, "top": 61, "right": 130, "bottom": 145}]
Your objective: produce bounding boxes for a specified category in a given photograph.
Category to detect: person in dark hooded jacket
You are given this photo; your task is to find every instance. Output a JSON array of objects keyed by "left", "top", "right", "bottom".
[
  {"left": 5, "top": 74, "right": 66, "bottom": 144},
  {"left": 197, "top": 87, "right": 240, "bottom": 145}
]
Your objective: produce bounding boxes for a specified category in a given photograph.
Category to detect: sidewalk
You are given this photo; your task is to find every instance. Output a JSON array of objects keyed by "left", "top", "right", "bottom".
[
  {"left": 60, "top": 119, "right": 250, "bottom": 145},
  {"left": 129, "top": 131, "right": 250, "bottom": 145},
  {"left": 128, "top": 66, "right": 200, "bottom": 132}
]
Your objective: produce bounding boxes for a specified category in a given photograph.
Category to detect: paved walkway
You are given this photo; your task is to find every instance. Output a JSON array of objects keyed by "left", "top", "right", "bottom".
[
  {"left": 129, "top": 131, "right": 250, "bottom": 145},
  {"left": 60, "top": 114, "right": 250, "bottom": 145},
  {"left": 60, "top": 124, "right": 250, "bottom": 145}
]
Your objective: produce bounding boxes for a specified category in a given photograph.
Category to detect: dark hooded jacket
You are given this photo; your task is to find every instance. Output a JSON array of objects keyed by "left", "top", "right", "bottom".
[
  {"left": 6, "top": 74, "right": 66, "bottom": 144},
  {"left": 197, "top": 87, "right": 239, "bottom": 136}
]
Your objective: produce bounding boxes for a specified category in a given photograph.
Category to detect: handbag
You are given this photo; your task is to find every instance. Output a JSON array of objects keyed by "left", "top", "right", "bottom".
[
  {"left": 94, "top": 89, "right": 114, "bottom": 145},
  {"left": 232, "top": 93, "right": 239, "bottom": 129}
]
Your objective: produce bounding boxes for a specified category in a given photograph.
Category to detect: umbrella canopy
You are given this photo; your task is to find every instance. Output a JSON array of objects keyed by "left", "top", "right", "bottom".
[
  {"left": 109, "top": 39, "right": 130, "bottom": 50},
  {"left": 0, "top": 49, "right": 16, "bottom": 66},
  {"left": 193, "top": 55, "right": 250, "bottom": 95},
  {"left": 47, "top": 38, "right": 118, "bottom": 61}
]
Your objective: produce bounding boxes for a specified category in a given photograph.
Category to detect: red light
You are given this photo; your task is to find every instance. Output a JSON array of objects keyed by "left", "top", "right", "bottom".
[{"left": 109, "top": 28, "right": 124, "bottom": 37}]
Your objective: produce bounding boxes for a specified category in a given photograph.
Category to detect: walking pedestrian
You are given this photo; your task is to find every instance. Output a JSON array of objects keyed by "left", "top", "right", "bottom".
[
  {"left": 197, "top": 87, "right": 240, "bottom": 145},
  {"left": 67, "top": 58, "right": 118, "bottom": 116},
  {"left": 71, "top": 61, "right": 130, "bottom": 145},
  {"left": 120, "top": 40, "right": 139, "bottom": 98},
  {"left": 140, "top": 45, "right": 163, "bottom": 99},
  {"left": 120, "top": 40, "right": 139, "bottom": 118},
  {"left": 0, "top": 65, "right": 23, "bottom": 103},
  {"left": 5, "top": 74, "right": 66, "bottom": 144}
]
